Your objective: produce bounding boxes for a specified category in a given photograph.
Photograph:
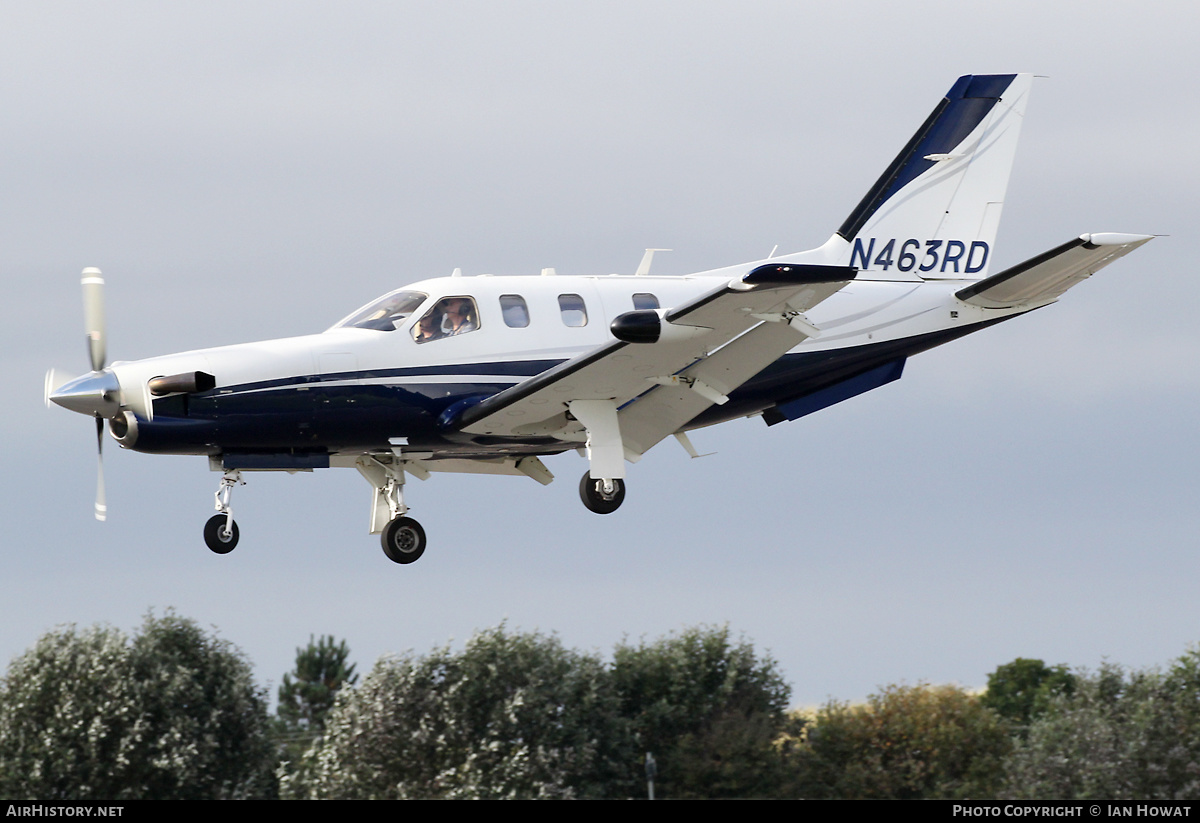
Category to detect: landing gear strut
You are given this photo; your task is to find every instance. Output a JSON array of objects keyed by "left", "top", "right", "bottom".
[
  {"left": 579, "top": 472, "right": 625, "bottom": 514},
  {"left": 204, "top": 470, "right": 243, "bottom": 554},
  {"left": 358, "top": 455, "right": 429, "bottom": 564}
]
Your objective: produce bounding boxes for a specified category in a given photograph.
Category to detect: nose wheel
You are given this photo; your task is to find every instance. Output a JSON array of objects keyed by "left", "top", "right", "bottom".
[
  {"left": 579, "top": 472, "right": 625, "bottom": 514},
  {"left": 203, "top": 514, "right": 240, "bottom": 553},
  {"left": 382, "top": 516, "right": 426, "bottom": 564}
]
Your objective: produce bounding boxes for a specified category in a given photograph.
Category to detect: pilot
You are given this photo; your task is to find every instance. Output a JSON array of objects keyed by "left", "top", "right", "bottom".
[
  {"left": 441, "top": 297, "right": 477, "bottom": 336},
  {"left": 414, "top": 312, "right": 442, "bottom": 343}
]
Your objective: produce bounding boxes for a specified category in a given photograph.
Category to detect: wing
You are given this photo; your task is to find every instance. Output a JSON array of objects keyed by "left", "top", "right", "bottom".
[
  {"left": 956, "top": 233, "right": 1153, "bottom": 309},
  {"left": 451, "top": 263, "right": 855, "bottom": 459}
]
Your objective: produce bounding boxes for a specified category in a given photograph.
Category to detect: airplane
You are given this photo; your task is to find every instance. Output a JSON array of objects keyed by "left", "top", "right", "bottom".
[{"left": 45, "top": 73, "right": 1152, "bottom": 565}]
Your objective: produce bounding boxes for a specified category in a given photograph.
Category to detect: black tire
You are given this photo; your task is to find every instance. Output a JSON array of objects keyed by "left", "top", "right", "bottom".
[
  {"left": 203, "top": 514, "right": 239, "bottom": 554},
  {"left": 382, "top": 516, "right": 427, "bottom": 564},
  {"left": 579, "top": 472, "right": 625, "bottom": 514}
]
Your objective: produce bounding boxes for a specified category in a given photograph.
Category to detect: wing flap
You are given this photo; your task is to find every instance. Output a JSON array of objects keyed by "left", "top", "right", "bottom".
[
  {"left": 956, "top": 233, "right": 1152, "bottom": 309},
  {"left": 618, "top": 316, "right": 811, "bottom": 454}
]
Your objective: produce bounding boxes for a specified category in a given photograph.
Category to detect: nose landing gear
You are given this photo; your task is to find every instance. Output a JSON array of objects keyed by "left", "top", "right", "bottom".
[
  {"left": 358, "top": 455, "right": 430, "bottom": 564},
  {"left": 204, "top": 470, "right": 244, "bottom": 554}
]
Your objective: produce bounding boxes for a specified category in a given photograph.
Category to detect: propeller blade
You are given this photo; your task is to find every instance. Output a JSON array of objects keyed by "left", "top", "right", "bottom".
[
  {"left": 81, "top": 267, "right": 106, "bottom": 373},
  {"left": 94, "top": 415, "right": 107, "bottom": 521}
]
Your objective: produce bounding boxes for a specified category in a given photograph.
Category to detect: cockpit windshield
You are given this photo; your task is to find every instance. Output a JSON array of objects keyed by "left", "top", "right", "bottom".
[{"left": 331, "top": 290, "right": 428, "bottom": 331}]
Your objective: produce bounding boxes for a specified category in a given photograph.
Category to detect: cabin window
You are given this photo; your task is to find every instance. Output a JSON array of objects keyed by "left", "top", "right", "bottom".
[
  {"left": 558, "top": 294, "right": 588, "bottom": 327},
  {"left": 413, "top": 296, "right": 480, "bottom": 343},
  {"left": 333, "top": 290, "right": 427, "bottom": 332},
  {"left": 632, "top": 292, "right": 659, "bottom": 310},
  {"left": 500, "top": 294, "right": 530, "bottom": 328}
]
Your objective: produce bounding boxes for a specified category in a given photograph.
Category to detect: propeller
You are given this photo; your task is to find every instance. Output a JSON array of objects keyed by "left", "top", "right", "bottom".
[
  {"left": 82, "top": 269, "right": 108, "bottom": 521},
  {"left": 47, "top": 270, "right": 215, "bottom": 521},
  {"left": 45, "top": 268, "right": 147, "bottom": 521}
]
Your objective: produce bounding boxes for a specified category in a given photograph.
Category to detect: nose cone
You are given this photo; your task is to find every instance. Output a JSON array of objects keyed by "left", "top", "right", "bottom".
[{"left": 48, "top": 369, "right": 122, "bottom": 417}]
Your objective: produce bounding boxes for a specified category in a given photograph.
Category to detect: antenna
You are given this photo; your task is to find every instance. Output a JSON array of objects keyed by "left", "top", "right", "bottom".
[{"left": 635, "top": 248, "right": 672, "bottom": 276}]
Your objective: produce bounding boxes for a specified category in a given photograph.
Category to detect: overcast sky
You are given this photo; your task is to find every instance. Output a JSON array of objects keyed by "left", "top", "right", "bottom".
[{"left": 5, "top": 1, "right": 1198, "bottom": 708}]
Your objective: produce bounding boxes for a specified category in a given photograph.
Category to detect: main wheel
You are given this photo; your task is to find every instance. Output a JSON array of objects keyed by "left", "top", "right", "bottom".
[
  {"left": 382, "top": 516, "right": 427, "bottom": 564},
  {"left": 203, "top": 514, "right": 239, "bottom": 554},
  {"left": 579, "top": 472, "right": 625, "bottom": 514}
]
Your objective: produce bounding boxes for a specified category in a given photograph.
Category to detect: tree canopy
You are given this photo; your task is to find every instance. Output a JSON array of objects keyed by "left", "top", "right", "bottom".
[
  {"left": 1002, "top": 650, "right": 1200, "bottom": 800},
  {"left": 610, "top": 624, "right": 791, "bottom": 798},
  {"left": 981, "top": 657, "right": 1076, "bottom": 731},
  {"left": 0, "top": 612, "right": 275, "bottom": 800},
  {"left": 277, "top": 634, "right": 358, "bottom": 732},
  {"left": 786, "top": 683, "right": 1012, "bottom": 799},
  {"left": 282, "top": 625, "right": 632, "bottom": 799},
  {"left": 11, "top": 612, "right": 1200, "bottom": 800},
  {"left": 283, "top": 623, "right": 793, "bottom": 799}
]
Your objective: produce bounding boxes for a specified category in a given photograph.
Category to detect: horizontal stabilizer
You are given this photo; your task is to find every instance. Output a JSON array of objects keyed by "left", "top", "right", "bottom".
[{"left": 955, "top": 233, "right": 1153, "bottom": 309}]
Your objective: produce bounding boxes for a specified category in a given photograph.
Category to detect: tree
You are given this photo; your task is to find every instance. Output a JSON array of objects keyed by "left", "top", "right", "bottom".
[
  {"left": 610, "top": 624, "right": 792, "bottom": 798},
  {"left": 282, "top": 625, "right": 633, "bottom": 799},
  {"left": 1002, "top": 653, "right": 1200, "bottom": 800},
  {"left": 787, "top": 683, "right": 1011, "bottom": 799},
  {"left": 277, "top": 635, "right": 358, "bottom": 733},
  {"left": 0, "top": 612, "right": 275, "bottom": 800},
  {"left": 981, "top": 657, "right": 1075, "bottom": 732}
]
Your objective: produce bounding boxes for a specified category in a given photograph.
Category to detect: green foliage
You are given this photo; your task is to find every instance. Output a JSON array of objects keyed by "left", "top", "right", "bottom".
[
  {"left": 1002, "top": 651, "right": 1200, "bottom": 800},
  {"left": 277, "top": 635, "right": 358, "bottom": 732},
  {"left": 0, "top": 612, "right": 275, "bottom": 800},
  {"left": 282, "top": 626, "right": 633, "bottom": 799},
  {"left": 981, "top": 657, "right": 1075, "bottom": 731},
  {"left": 667, "top": 704, "right": 799, "bottom": 798},
  {"left": 284, "top": 623, "right": 794, "bottom": 799},
  {"left": 610, "top": 624, "right": 791, "bottom": 798},
  {"left": 788, "top": 683, "right": 1011, "bottom": 799}
]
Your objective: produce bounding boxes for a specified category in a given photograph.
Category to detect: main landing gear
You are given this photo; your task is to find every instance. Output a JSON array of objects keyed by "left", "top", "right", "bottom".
[
  {"left": 567, "top": 400, "right": 627, "bottom": 515},
  {"left": 579, "top": 472, "right": 625, "bottom": 514},
  {"left": 204, "top": 470, "right": 244, "bottom": 554},
  {"left": 357, "top": 455, "right": 431, "bottom": 565}
]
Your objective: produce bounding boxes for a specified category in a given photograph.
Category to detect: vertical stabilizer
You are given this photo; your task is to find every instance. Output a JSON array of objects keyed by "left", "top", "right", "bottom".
[{"left": 833, "top": 74, "right": 1033, "bottom": 281}]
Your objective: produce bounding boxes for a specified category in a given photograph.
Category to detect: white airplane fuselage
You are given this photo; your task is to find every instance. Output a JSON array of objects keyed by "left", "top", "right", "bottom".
[{"left": 101, "top": 269, "right": 1007, "bottom": 461}]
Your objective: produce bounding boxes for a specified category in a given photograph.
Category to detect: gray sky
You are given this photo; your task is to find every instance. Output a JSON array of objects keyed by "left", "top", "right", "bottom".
[{"left": 5, "top": 1, "right": 1198, "bottom": 708}]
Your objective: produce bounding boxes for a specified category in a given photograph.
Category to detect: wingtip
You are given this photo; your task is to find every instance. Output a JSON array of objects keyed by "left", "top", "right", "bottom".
[{"left": 1079, "top": 233, "right": 1155, "bottom": 246}]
